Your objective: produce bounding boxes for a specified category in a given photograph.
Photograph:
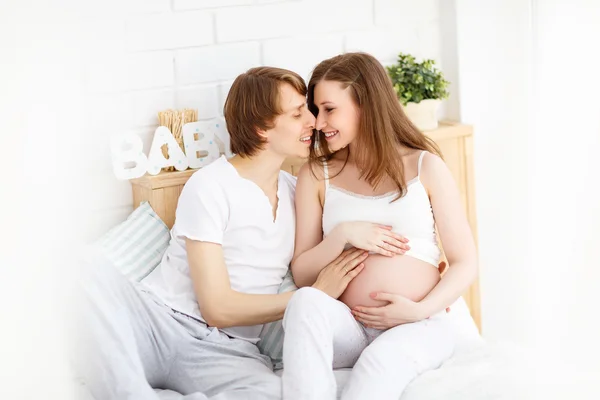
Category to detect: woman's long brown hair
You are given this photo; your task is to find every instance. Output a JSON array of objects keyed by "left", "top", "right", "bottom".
[{"left": 307, "top": 52, "right": 442, "bottom": 200}]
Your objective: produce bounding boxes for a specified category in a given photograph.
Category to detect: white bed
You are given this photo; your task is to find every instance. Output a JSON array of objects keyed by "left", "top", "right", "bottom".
[
  {"left": 77, "top": 165, "right": 542, "bottom": 399},
  {"left": 72, "top": 340, "right": 535, "bottom": 400},
  {"left": 71, "top": 254, "right": 535, "bottom": 400}
]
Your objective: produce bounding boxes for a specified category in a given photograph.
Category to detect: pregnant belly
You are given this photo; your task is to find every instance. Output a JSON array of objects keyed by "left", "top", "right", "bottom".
[{"left": 340, "top": 254, "right": 441, "bottom": 309}]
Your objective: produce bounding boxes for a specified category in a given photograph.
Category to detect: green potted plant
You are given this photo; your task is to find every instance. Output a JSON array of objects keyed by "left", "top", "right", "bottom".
[{"left": 386, "top": 53, "right": 450, "bottom": 130}]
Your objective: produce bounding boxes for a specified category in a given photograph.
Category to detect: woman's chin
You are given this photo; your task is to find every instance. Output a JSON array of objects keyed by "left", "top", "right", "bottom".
[{"left": 328, "top": 143, "right": 346, "bottom": 153}]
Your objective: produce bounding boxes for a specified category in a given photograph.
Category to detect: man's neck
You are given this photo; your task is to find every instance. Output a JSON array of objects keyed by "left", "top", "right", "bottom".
[{"left": 228, "top": 151, "right": 285, "bottom": 192}]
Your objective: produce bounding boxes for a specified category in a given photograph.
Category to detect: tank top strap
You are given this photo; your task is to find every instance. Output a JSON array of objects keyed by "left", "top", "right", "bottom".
[
  {"left": 323, "top": 161, "right": 330, "bottom": 188},
  {"left": 417, "top": 150, "right": 428, "bottom": 176}
]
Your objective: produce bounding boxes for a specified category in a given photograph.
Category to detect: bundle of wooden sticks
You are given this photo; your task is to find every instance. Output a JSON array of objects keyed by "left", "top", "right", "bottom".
[{"left": 157, "top": 108, "right": 198, "bottom": 171}]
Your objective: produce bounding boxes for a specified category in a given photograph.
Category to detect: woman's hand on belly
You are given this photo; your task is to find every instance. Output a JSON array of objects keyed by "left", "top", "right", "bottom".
[
  {"left": 341, "top": 255, "right": 451, "bottom": 329},
  {"left": 349, "top": 265, "right": 452, "bottom": 330},
  {"left": 340, "top": 254, "right": 441, "bottom": 309},
  {"left": 350, "top": 292, "right": 428, "bottom": 329},
  {"left": 340, "top": 222, "right": 410, "bottom": 257}
]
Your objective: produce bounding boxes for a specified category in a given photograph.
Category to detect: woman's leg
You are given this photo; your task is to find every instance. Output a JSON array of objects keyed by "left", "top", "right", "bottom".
[
  {"left": 342, "top": 312, "right": 456, "bottom": 400},
  {"left": 282, "top": 287, "right": 368, "bottom": 400}
]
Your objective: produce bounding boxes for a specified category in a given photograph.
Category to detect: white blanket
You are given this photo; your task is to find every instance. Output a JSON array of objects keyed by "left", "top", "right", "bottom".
[
  {"left": 273, "top": 340, "right": 532, "bottom": 400},
  {"left": 73, "top": 340, "right": 540, "bottom": 399},
  {"left": 325, "top": 341, "right": 599, "bottom": 400},
  {"left": 74, "top": 339, "right": 598, "bottom": 399}
]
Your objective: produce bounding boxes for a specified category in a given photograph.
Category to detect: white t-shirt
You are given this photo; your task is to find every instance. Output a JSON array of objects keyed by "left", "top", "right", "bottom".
[{"left": 143, "top": 156, "right": 296, "bottom": 343}]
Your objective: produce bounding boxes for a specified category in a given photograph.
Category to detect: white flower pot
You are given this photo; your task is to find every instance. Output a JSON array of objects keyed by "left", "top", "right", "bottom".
[{"left": 402, "top": 99, "right": 441, "bottom": 131}]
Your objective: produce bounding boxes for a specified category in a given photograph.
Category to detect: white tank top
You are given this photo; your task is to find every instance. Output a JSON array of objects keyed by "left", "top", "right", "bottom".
[{"left": 322, "top": 151, "right": 441, "bottom": 267}]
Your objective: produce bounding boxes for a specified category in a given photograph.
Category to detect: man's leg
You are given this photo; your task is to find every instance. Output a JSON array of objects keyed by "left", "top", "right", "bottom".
[
  {"left": 69, "top": 255, "right": 188, "bottom": 400},
  {"left": 281, "top": 287, "right": 369, "bottom": 400},
  {"left": 341, "top": 312, "right": 456, "bottom": 400},
  {"left": 166, "top": 311, "right": 282, "bottom": 400}
]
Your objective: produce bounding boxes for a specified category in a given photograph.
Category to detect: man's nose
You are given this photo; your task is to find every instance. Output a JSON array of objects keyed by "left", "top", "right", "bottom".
[{"left": 306, "top": 113, "right": 316, "bottom": 129}]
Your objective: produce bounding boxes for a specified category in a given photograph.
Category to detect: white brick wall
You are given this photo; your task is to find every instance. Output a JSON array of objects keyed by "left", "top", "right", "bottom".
[
  {"left": 215, "top": 3, "right": 304, "bottom": 42},
  {"left": 263, "top": 34, "right": 344, "bottom": 80},
  {"left": 374, "top": 0, "right": 440, "bottom": 25},
  {"left": 127, "top": 51, "right": 175, "bottom": 90},
  {"left": 175, "top": 42, "right": 261, "bottom": 85},
  {"left": 126, "top": 11, "right": 214, "bottom": 51},
  {"left": 175, "top": 84, "right": 220, "bottom": 119},
  {"left": 174, "top": 0, "right": 255, "bottom": 10},
  {"left": 82, "top": 0, "right": 455, "bottom": 239}
]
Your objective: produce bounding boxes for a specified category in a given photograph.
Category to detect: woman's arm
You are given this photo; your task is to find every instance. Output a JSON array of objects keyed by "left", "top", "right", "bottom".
[
  {"left": 418, "top": 152, "right": 478, "bottom": 316},
  {"left": 292, "top": 162, "right": 411, "bottom": 287},
  {"left": 344, "top": 153, "right": 477, "bottom": 328},
  {"left": 291, "top": 163, "right": 348, "bottom": 287}
]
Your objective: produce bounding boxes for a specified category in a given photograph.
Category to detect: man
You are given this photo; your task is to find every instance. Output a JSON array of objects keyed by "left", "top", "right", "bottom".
[{"left": 72, "top": 67, "right": 366, "bottom": 399}]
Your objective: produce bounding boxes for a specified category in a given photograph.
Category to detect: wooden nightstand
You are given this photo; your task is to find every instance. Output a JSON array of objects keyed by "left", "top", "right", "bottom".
[{"left": 130, "top": 168, "right": 198, "bottom": 229}]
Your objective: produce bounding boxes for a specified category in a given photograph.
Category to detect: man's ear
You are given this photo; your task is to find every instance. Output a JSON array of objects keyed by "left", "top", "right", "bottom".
[
  {"left": 256, "top": 128, "right": 269, "bottom": 144},
  {"left": 256, "top": 128, "right": 267, "bottom": 139}
]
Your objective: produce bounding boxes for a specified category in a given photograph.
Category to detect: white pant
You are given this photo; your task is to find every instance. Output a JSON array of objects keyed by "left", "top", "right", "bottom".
[{"left": 282, "top": 287, "right": 462, "bottom": 400}]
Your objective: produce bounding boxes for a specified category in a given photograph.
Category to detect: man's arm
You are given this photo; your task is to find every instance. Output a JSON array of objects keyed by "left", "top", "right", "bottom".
[
  {"left": 187, "top": 239, "right": 294, "bottom": 328},
  {"left": 187, "top": 238, "right": 368, "bottom": 329}
]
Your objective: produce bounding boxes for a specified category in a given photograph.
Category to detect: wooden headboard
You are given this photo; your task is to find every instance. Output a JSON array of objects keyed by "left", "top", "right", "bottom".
[{"left": 129, "top": 121, "right": 482, "bottom": 331}]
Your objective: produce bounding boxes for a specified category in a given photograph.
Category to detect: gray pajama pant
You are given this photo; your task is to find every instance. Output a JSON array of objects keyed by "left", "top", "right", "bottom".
[{"left": 69, "top": 255, "right": 281, "bottom": 400}]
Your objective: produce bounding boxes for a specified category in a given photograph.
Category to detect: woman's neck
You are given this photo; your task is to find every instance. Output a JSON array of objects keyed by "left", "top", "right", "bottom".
[
  {"left": 344, "top": 142, "right": 365, "bottom": 169},
  {"left": 333, "top": 145, "right": 352, "bottom": 162},
  {"left": 345, "top": 141, "right": 410, "bottom": 164}
]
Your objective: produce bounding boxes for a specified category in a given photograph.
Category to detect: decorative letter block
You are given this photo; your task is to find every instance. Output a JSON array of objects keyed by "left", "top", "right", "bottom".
[
  {"left": 110, "top": 133, "right": 148, "bottom": 180},
  {"left": 182, "top": 121, "right": 221, "bottom": 169},
  {"left": 147, "top": 126, "right": 189, "bottom": 175},
  {"left": 212, "top": 117, "right": 234, "bottom": 158}
]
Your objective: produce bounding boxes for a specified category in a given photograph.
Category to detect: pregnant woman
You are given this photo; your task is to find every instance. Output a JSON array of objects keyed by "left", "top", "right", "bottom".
[{"left": 282, "top": 52, "right": 479, "bottom": 400}]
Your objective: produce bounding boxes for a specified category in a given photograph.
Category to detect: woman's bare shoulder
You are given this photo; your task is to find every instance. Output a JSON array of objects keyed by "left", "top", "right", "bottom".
[
  {"left": 420, "top": 151, "right": 446, "bottom": 171},
  {"left": 297, "top": 160, "right": 326, "bottom": 182},
  {"left": 419, "top": 151, "right": 452, "bottom": 190}
]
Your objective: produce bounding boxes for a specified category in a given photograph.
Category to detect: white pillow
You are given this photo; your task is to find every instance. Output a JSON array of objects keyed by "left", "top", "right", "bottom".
[
  {"left": 258, "top": 270, "right": 298, "bottom": 369},
  {"left": 94, "top": 202, "right": 171, "bottom": 282}
]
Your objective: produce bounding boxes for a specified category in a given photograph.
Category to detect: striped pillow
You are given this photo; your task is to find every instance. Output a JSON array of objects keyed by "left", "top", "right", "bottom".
[
  {"left": 96, "top": 202, "right": 171, "bottom": 282},
  {"left": 258, "top": 270, "right": 298, "bottom": 370}
]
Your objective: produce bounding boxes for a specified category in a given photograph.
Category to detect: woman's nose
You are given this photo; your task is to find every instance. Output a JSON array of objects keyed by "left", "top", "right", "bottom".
[{"left": 316, "top": 115, "right": 326, "bottom": 130}]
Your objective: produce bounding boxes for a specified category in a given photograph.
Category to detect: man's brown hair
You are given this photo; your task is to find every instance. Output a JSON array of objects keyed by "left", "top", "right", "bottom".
[{"left": 224, "top": 67, "right": 307, "bottom": 157}]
